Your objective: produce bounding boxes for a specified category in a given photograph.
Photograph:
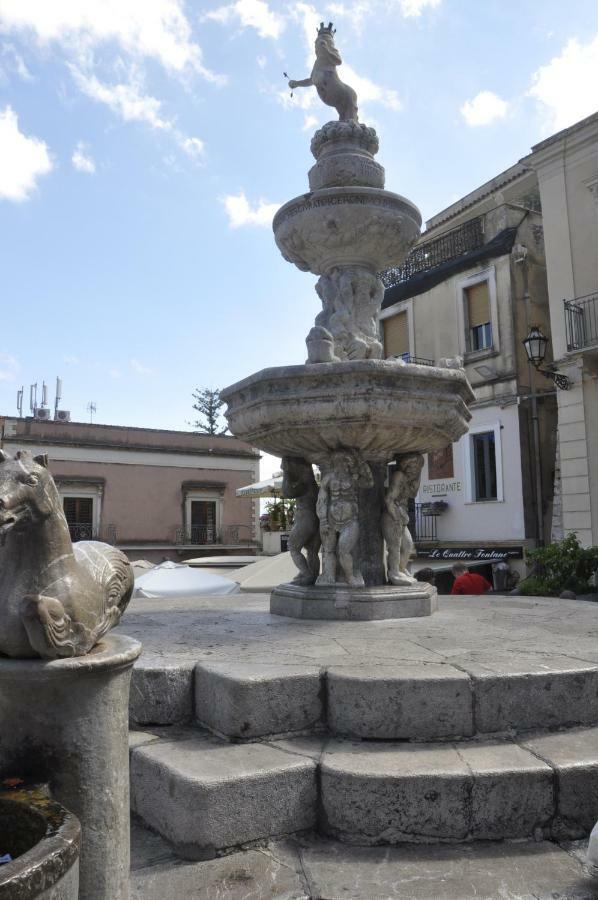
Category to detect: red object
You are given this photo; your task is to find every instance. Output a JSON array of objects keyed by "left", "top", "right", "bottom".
[{"left": 451, "top": 571, "right": 492, "bottom": 595}]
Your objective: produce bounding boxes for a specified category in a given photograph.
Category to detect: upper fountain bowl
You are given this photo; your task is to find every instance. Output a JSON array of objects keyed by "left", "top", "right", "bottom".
[
  {"left": 272, "top": 186, "right": 422, "bottom": 275},
  {"left": 222, "top": 359, "right": 474, "bottom": 463}
]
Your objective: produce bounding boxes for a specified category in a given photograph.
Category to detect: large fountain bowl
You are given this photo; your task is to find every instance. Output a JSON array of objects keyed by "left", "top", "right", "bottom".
[
  {"left": 222, "top": 360, "right": 475, "bottom": 462},
  {"left": 272, "top": 187, "right": 422, "bottom": 274}
]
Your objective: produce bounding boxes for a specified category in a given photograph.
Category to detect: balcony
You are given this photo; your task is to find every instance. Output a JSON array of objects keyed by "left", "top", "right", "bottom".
[
  {"left": 175, "top": 524, "right": 256, "bottom": 547},
  {"left": 68, "top": 523, "right": 117, "bottom": 544},
  {"left": 565, "top": 293, "right": 598, "bottom": 352},
  {"left": 392, "top": 353, "right": 436, "bottom": 366},
  {"left": 383, "top": 216, "right": 484, "bottom": 288},
  {"left": 409, "top": 503, "right": 439, "bottom": 543}
]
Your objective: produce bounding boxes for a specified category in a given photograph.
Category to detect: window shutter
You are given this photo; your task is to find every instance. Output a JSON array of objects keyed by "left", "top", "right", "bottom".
[
  {"left": 466, "top": 282, "right": 490, "bottom": 327},
  {"left": 383, "top": 311, "right": 409, "bottom": 357}
]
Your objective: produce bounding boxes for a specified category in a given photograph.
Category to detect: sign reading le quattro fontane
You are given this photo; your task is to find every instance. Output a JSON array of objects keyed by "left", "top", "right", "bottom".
[{"left": 420, "top": 547, "right": 524, "bottom": 561}]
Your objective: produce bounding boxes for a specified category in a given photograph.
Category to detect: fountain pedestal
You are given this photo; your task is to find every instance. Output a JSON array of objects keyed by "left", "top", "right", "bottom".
[{"left": 0, "top": 634, "right": 141, "bottom": 900}]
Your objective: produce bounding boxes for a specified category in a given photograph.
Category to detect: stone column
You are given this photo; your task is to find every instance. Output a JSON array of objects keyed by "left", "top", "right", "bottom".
[
  {"left": 0, "top": 634, "right": 141, "bottom": 900},
  {"left": 357, "top": 461, "right": 386, "bottom": 585}
]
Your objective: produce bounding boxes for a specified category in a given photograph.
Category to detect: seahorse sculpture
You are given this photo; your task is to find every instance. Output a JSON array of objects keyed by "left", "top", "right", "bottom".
[
  {"left": 287, "top": 22, "right": 358, "bottom": 123},
  {"left": 0, "top": 449, "right": 134, "bottom": 659}
]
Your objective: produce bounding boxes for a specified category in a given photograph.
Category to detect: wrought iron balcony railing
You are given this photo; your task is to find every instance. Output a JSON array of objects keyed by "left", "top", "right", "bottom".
[
  {"left": 175, "top": 524, "right": 255, "bottom": 546},
  {"left": 409, "top": 503, "right": 438, "bottom": 543},
  {"left": 383, "top": 216, "right": 484, "bottom": 288},
  {"left": 392, "top": 353, "right": 436, "bottom": 366},
  {"left": 565, "top": 293, "right": 598, "bottom": 352},
  {"left": 68, "top": 523, "right": 117, "bottom": 544}
]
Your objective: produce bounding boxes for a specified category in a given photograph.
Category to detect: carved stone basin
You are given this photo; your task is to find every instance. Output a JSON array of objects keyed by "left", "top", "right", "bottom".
[
  {"left": 0, "top": 783, "right": 80, "bottom": 899},
  {"left": 222, "top": 359, "right": 475, "bottom": 463},
  {"left": 272, "top": 187, "right": 421, "bottom": 274}
]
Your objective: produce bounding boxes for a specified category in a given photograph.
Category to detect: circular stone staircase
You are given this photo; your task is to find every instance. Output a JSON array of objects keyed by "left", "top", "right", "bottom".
[{"left": 123, "top": 593, "right": 598, "bottom": 866}]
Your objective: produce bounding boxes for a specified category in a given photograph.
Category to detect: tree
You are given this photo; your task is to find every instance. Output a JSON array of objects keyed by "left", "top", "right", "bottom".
[{"left": 191, "top": 388, "right": 229, "bottom": 435}]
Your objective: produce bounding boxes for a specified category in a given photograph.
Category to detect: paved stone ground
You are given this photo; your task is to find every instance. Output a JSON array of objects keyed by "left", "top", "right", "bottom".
[
  {"left": 130, "top": 819, "right": 598, "bottom": 899},
  {"left": 120, "top": 593, "right": 598, "bottom": 670}
]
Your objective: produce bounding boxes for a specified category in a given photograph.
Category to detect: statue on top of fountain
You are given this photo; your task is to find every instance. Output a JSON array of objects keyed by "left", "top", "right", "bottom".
[{"left": 287, "top": 22, "right": 358, "bottom": 123}]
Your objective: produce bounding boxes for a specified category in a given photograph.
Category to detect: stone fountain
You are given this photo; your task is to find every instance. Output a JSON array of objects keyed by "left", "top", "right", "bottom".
[{"left": 222, "top": 24, "right": 474, "bottom": 620}]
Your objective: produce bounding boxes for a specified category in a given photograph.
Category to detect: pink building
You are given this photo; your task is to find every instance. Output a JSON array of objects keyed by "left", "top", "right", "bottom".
[{"left": 0, "top": 416, "right": 260, "bottom": 563}]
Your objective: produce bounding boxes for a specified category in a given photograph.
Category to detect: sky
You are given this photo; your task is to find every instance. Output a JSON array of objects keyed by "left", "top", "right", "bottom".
[{"left": 1, "top": 0, "right": 598, "bottom": 480}]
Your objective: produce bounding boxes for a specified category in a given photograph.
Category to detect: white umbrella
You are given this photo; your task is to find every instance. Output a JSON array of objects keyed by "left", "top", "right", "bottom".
[
  {"left": 133, "top": 560, "right": 239, "bottom": 599},
  {"left": 236, "top": 475, "right": 283, "bottom": 498}
]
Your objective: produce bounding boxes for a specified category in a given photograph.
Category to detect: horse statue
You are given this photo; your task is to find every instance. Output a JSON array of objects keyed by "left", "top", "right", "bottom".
[
  {"left": 288, "top": 23, "right": 358, "bottom": 123},
  {"left": 0, "top": 449, "right": 134, "bottom": 659}
]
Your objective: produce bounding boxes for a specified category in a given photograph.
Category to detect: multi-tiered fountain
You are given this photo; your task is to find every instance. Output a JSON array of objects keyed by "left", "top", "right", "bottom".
[{"left": 222, "top": 24, "right": 474, "bottom": 620}]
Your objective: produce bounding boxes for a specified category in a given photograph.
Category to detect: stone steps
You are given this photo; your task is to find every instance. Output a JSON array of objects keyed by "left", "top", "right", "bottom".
[
  {"left": 129, "top": 725, "right": 598, "bottom": 857},
  {"left": 131, "top": 656, "right": 598, "bottom": 741}
]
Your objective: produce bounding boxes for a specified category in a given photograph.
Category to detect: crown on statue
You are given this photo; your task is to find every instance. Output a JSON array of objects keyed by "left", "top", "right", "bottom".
[{"left": 317, "top": 21, "right": 336, "bottom": 36}]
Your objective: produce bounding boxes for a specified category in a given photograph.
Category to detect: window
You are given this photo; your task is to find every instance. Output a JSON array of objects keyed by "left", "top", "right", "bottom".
[
  {"left": 190, "top": 500, "right": 217, "bottom": 544},
  {"left": 383, "top": 310, "right": 409, "bottom": 359},
  {"left": 465, "top": 281, "right": 492, "bottom": 351},
  {"left": 63, "top": 496, "right": 94, "bottom": 541},
  {"left": 472, "top": 431, "right": 497, "bottom": 501}
]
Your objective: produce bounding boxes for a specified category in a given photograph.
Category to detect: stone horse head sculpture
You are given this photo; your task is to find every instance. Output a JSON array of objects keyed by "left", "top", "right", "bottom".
[{"left": 0, "top": 449, "right": 134, "bottom": 659}]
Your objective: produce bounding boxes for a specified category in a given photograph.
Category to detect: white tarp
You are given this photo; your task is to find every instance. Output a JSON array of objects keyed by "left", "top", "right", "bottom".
[
  {"left": 235, "top": 476, "right": 283, "bottom": 498},
  {"left": 133, "top": 560, "right": 239, "bottom": 599}
]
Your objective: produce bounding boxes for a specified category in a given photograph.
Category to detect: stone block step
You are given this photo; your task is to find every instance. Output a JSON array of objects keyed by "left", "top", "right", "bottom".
[
  {"left": 129, "top": 725, "right": 598, "bottom": 855},
  {"left": 188, "top": 656, "right": 598, "bottom": 740},
  {"left": 130, "top": 729, "right": 317, "bottom": 859}
]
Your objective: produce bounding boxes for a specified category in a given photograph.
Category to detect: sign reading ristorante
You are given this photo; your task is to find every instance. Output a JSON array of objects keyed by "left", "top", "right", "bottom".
[{"left": 420, "top": 547, "right": 523, "bottom": 561}]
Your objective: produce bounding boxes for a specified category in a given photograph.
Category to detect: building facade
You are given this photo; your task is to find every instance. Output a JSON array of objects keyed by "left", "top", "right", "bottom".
[
  {"left": 381, "top": 164, "right": 558, "bottom": 581},
  {"left": 0, "top": 416, "right": 260, "bottom": 563},
  {"left": 522, "top": 112, "right": 598, "bottom": 547}
]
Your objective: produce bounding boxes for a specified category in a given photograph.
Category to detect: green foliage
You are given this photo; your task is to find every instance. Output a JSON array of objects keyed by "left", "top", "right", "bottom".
[
  {"left": 519, "top": 533, "right": 598, "bottom": 596},
  {"left": 191, "top": 388, "right": 228, "bottom": 435}
]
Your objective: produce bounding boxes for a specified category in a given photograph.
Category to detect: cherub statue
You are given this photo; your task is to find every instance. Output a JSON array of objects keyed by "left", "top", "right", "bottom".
[
  {"left": 281, "top": 456, "right": 321, "bottom": 585},
  {"left": 316, "top": 450, "right": 373, "bottom": 586},
  {"left": 287, "top": 23, "right": 358, "bottom": 123},
  {"left": 382, "top": 453, "right": 424, "bottom": 586}
]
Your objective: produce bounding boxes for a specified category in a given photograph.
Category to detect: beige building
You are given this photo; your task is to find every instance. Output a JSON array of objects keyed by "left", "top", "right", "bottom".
[
  {"left": 0, "top": 416, "right": 260, "bottom": 562},
  {"left": 381, "top": 163, "right": 558, "bottom": 580},
  {"left": 522, "top": 112, "right": 598, "bottom": 546}
]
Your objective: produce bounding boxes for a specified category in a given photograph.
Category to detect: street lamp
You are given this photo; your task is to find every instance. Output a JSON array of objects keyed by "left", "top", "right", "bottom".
[{"left": 522, "top": 326, "right": 570, "bottom": 390}]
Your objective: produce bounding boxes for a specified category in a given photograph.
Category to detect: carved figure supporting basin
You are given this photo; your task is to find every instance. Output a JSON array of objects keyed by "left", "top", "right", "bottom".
[
  {"left": 224, "top": 24, "right": 474, "bottom": 618},
  {"left": 0, "top": 449, "right": 134, "bottom": 659}
]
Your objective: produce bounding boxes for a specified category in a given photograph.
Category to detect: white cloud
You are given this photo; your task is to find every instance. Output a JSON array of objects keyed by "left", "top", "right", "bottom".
[
  {"left": 205, "top": 0, "right": 284, "bottom": 39},
  {"left": 179, "top": 135, "right": 204, "bottom": 159},
  {"left": 343, "top": 63, "right": 402, "bottom": 112},
  {"left": 302, "top": 113, "right": 318, "bottom": 130},
  {"left": 72, "top": 140, "right": 95, "bottom": 173},
  {"left": 70, "top": 66, "right": 172, "bottom": 129},
  {"left": 130, "top": 358, "right": 152, "bottom": 375},
  {"left": 0, "top": 352, "right": 19, "bottom": 381},
  {"left": 395, "top": 0, "right": 440, "bottom": 17},
  {"left": 0, "top": 0, "right": 221, "bottom": 80},
  {"left": 222, "top": 191, "right": 279, "bottom": 227},
  {"left": 460, "top": 90, "right": 509, "bottom": 126},
  {"left": 63, "top": 355, "right": 80, "bottom": 365},
  {"left": 0, "top": 42, "right": 33, "bottom": 81},
  {"left": 528, "top": 35, "right": 598, "bottom": 133},
  {"left": 256, "top": 54, "right": 267, "bottom": 69},
  {"left": 0, "top": 106, "right": 52, "bottom": 201}
]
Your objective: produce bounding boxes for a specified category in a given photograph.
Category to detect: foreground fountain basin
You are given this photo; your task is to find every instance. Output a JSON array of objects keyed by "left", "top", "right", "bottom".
[
  {"left": 222, "top": 359, "right": 474, "bottom": 462},
  {"left": 273, "top": 187, "right": 421, "bottom": 274},
  {"left": 0, "top": 784, "right": 80, "bottom": 900}
]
